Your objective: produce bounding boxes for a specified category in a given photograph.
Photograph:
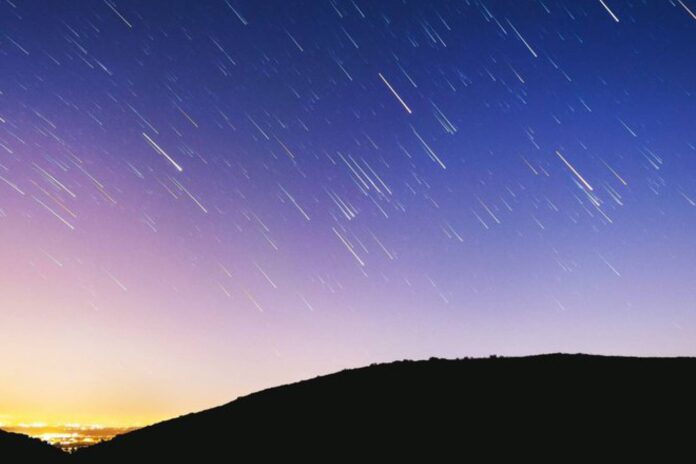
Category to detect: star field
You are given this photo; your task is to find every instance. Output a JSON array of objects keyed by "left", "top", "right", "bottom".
[{"left": 1, "top": 0, "right": 695, "bottom": 426}]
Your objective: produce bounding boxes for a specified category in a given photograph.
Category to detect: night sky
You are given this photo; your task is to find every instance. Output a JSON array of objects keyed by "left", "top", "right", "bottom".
[{"left": 1, "top": 0, "right": 695, "bottom": 427}]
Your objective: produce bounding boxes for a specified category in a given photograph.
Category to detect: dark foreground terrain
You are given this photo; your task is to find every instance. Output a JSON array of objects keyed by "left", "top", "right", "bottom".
[
  {"left": 3, "top": 354, "right": 695, "bottom": 461},
  {"left": 0, "top": 429, "right": 67, "bottom": 462}
]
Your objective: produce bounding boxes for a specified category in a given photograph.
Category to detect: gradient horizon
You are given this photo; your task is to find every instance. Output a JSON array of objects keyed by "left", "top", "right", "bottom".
[{"left": 1, "top": 0, "right": 695, "bottom": 429}]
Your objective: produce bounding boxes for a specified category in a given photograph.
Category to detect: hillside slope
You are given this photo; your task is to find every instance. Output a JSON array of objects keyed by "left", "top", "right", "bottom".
[
  {"left": 0, "top": 429, "right": 67, "bottom": 462},
  {"left": 72, "top": 354, "right": 696, "bottom": 461}
]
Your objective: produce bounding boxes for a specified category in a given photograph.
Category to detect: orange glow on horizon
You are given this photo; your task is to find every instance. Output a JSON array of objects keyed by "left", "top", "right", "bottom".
[{"left": 1, "top": 422, "right": 139, "bottom": 452}]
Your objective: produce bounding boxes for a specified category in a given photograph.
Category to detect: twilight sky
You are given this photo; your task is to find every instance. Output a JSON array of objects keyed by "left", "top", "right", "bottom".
[{"left": 1, "top": 0, "right": 695, "bottom": 427}]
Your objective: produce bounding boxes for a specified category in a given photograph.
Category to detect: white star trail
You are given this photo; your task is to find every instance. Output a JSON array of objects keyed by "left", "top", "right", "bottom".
[
  {"left": 104, "top": 0, "right": 133, "bottom": 28},
  {"left": 505, "top": 18, "right": 538, "bottom": 58},
  {"left": 279, "top": 184, "right": 311, "bottom": 221},
  {"left": 32, "top": 195, "right": 75, "bottom": 230},
  {"left": 598, "top": 0, "right": 620, "bottom": 22},
  {"left": 142, "top": 132, "right": 184, "bottom": 172},
  {"left": 332, "top": 227, "right": 365, "bottom": 266},
  {"left": 678, "top": 0, "right": 696, "bottom": 20},
  {"left": 555, "top": 150, "right": 594, "bottom": 191},
  {"left": 378, "top": 73, "right": 413, "bottom": 114}
]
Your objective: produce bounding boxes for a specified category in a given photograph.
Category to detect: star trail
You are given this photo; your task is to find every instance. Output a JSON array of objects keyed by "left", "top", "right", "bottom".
[{"left": 0, "top": 0, "right": 695, "bottom": 428}]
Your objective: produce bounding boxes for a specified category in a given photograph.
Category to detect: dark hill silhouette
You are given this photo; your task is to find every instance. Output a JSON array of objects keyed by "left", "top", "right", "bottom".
[
  {"left": 67, "top": 353, "right": 695, "bottom": 462},
  {"left": 0, "top": 429, "right": 66, "bottom": 462}
]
